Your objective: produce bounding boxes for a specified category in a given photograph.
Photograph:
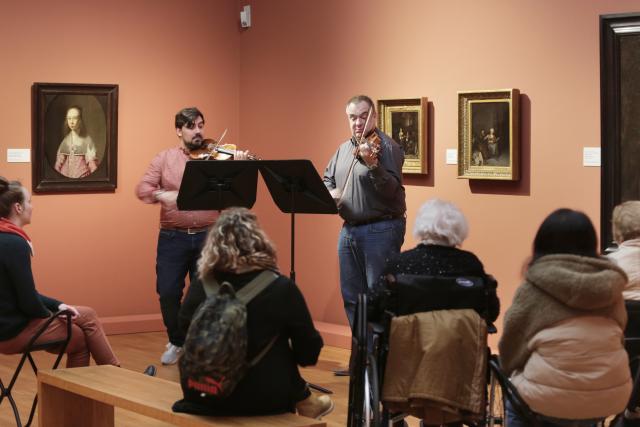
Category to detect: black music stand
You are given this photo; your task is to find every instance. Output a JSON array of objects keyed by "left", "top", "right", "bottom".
[
  {"left": 177, "top": 160, "right": 259, "bottom": 211},
  {"left": 260, "top": 160, "right": 337, "bottom": 394},
  {"left": 258, "top": 160, "right": 338, "bottom": 283}
]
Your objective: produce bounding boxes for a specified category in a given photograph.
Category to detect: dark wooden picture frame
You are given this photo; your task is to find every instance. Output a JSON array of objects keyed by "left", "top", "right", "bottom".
[
  {"left": 32, "top": 83, "right": 118, "bottom": 193},
  {"left": 600, "top": 13, "right": 640, "bottom": 251},
  {"left": 378, "top": 98, "right": 428, "bottom": 174},
  {"left": 458, "top": 89, "right": 519, "bottom": 180}
]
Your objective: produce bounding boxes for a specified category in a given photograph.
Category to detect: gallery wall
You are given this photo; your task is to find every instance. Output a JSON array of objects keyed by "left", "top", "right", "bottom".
[
  {"left": 236, "top": 0, "right": 640, "bottom": 347},
  {"left": 0, "top": 0, "right": 242, "bottom": 332},
  {"left": 1, "top": 0, "right": 638, "bottom": 348}
]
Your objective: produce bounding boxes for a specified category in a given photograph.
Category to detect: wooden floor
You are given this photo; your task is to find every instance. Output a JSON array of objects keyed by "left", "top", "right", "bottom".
[{"left": 0, "top": 331, "right": 365, "bottom": 427}]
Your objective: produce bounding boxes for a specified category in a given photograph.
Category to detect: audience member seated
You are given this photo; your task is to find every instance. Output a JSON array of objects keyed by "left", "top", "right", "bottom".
[
  {"left": 0, "top": 177, "right": 119, "bottom": 368},
  {"left": 173, "top": 207, "right": 333, "bottom": 419},
  {"left": 369, "top": 198, "right": 499, "bottom": 322},
  {"left": 499, "top": 208, "right": 631, "bottom": 427},
  {"left": 370, "top": 199, "right": 499, "bottom": 425},
  {"left": 608, "top": 201, "right": 640, "bottom": 337}
]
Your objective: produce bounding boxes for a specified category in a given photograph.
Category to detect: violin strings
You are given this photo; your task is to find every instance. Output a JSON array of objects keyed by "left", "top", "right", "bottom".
[{"left": 205, "top": 128, "right": 229, "bottom": 160}]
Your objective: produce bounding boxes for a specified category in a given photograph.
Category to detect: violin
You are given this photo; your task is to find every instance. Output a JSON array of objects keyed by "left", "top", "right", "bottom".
[
  {"left": 352, "top": 107, "right": 381, "bottom": 159},
  {"left": 189, "top": 137, "right": 260, "bottom": 161},
  {"left": 357, "top": 131, "right": 381, "bottom": 158}
]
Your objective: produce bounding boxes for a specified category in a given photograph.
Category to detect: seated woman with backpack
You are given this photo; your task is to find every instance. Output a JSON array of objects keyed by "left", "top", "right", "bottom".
[
  {"left": 172, "top": 207, "right": 333, "bottom": 419},
  {"left": 499, "top": 208, "right": 631, "bottom": 426}
]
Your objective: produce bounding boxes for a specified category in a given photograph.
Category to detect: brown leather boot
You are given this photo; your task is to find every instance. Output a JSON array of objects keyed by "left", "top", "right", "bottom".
[{"left": 296, "top": 393, "right": 334, "bottom": 419}]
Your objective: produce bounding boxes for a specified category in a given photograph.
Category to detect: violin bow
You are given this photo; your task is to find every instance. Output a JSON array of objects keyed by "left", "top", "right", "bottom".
[
  {"left": 359, "top": 107, "right": 374, "bottom": 146},
  {"left": 204, "top": 128, "right": 228, "bottom": 160}
]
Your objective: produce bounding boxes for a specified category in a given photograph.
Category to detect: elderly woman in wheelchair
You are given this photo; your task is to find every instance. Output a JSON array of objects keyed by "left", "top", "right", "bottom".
[
  {"left": 349, "top": 199, "right": 500, "bottom": 426},
  {"left": 499, "top": 208, "right": 631, "bottom": 427}
]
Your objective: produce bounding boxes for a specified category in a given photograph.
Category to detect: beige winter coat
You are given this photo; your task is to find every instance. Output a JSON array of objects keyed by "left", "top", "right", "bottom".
[
  {"left": 608, "top": 238, "right": 640, "bottom": 301},
  {"left": 499, "top": 254, "right": 631, "bottom": 419}
]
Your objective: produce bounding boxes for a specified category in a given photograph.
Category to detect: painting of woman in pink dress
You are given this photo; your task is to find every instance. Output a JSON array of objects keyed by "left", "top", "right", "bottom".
[{"left": 54, "top": 106, "right": 99, "bottom": 178}]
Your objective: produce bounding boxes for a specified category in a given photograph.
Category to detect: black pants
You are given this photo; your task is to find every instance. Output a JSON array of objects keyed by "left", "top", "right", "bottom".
[{"left": 625, "top": 300, "right": 640, "bottom": 379}]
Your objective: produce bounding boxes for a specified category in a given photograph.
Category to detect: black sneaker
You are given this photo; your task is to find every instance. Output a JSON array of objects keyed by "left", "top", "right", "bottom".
[
  {"left": 143, "top": 365, "right": 157, "bottom": 376},
  {"left": 333, "top": 368, "right": 351, "bottom": 377}
]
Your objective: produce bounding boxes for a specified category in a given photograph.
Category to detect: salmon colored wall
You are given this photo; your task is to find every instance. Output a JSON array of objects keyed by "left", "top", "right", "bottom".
[
  {"left": 2, "top": 1, "right": 639, "bottom": 348},
  {"left": 237, "top": 0, "right": 640, "bottom": 347},
  {"left": 0, "top": 0, "right": 241, "bottom": 333}
]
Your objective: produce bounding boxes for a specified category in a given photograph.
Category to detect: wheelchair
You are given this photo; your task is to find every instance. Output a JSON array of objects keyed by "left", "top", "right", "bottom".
[{"left": 347, "top": 274, "right": 504, "bottom": 427}]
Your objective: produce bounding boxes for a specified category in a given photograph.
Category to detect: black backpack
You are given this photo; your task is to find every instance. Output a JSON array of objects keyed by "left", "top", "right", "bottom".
[{"left": 178, "top": 270, "right": 278, "bottom": 399}]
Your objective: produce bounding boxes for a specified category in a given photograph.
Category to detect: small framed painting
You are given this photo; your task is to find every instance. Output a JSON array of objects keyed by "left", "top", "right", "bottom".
[
  {"left": 378, "top": 97, "right": 428, "bottom": 174},
  {"left": 458, "top": 89, "right": 519, "bottom": 180}
]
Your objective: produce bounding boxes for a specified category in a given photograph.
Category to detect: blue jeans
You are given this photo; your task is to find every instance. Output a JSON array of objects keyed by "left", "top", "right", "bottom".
[
  {"left": 156, "top": 229, "right": 207, "bottom": 347},
  {"left": 338, "top": 218, "right": 405, "bottom": 329},
  {"left": 506, "top": 400, "right": 599, "bottom": 427}
]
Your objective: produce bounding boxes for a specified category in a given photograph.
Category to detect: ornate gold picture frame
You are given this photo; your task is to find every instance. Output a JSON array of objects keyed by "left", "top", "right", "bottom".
[
  {"left": 378, "top": 97, "right": 427, "bottom": 174},
  {"left": 458, "top": 89, "right": 519, "bottom": 180}
]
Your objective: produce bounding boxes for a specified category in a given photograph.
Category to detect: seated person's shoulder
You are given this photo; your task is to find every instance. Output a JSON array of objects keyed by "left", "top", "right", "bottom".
[{"left": 0, "top": 233, "right": 30, "bottom": 253}]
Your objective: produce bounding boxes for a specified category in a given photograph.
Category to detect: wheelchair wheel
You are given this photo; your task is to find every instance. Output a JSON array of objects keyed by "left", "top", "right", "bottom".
[
  {"left": 363, "top": 353, "right": 381, "bottom": 426},
  {"left": 485, "top": 367, "right": 506, "bottom": 426}
]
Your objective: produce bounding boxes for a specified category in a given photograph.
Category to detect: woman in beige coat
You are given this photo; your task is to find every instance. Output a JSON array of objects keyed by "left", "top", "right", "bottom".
[{"left": 499, "top": 208, "right": 631, "bottom": 426}]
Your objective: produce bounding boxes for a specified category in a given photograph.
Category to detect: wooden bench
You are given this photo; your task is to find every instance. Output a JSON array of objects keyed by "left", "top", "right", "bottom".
[{"left": 38, "top": 365, "right": 326, "bottom": 427}]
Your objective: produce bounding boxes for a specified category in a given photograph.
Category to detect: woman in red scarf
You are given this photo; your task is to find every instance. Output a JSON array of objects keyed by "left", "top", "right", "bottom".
[{"left": 0, "top": 177, "right": 119, "bottom": 367}]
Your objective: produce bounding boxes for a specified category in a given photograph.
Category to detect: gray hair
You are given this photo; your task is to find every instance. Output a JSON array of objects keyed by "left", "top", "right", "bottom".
[
  {"left": 413, "top": 199, "right": 469, "bottom": 247},
  {"left": 346, "top": 95, "right": 376, "bottom": 113},
  {"left": 612, "top": 200, "right": 640, "bottom": 242}
]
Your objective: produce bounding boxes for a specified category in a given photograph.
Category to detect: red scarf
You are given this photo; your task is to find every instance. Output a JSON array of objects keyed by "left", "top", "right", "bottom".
[{"left": 0, "top": 218, "right": 33, "bottom": 255}]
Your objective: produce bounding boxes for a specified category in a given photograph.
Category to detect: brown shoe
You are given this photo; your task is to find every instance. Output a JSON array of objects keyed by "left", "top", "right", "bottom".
[{"left": 296, "top": 393, "right": 334, "bottom": 419}]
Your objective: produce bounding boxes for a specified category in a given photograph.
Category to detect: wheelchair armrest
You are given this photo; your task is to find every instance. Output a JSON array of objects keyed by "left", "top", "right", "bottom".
[
  {"left": 488, "top": 356, "right": 537, "bottom": 423},
  {"left": 368, "top": 322, "right": 385, "bottom": 335}
]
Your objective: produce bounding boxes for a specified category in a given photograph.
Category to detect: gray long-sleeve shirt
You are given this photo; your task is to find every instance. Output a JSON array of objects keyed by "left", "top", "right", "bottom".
[{"left": 323, "top": 129, "right": 406, "bottom": 224}]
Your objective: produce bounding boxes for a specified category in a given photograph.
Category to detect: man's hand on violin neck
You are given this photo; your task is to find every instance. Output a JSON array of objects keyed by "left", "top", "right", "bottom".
[{"left": 234, "top": 150, "right": 249, "bottom": 160}]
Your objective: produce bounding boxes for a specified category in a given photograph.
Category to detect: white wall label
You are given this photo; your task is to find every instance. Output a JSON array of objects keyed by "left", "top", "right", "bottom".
[
  {"left": 7, "top": 149, "right": 30, "bottom": 163},
  {"left": 583, "top": 147, "right": 601, "bottom": 167},
  {"left": 446, "top": 149, "right": 458, "bottom": 165}
]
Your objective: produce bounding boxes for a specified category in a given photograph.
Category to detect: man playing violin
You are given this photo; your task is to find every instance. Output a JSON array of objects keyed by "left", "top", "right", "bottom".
[
  {"left": 136, "top": 107, "right": 248, "bottom": 365},
  {"left": 323, "top": 95, "right": 406, "bottom": 373}
]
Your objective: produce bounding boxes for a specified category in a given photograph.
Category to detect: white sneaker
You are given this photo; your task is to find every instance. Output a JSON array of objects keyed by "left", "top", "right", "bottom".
[{"left": 160, "top": 343, "right": 183, "bottom": 365}]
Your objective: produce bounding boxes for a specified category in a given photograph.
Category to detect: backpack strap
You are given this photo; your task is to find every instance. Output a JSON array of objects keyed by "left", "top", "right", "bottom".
[
  {"left": 201, "top": 276, "right": 220, "bottom": 297},
  {"left": 240, "top": 271, "right": 280, "bottom": 367},
  {"left": 201, "top": 270, "right": 279, "bottom": 301},
  {"left": 235, "top": 270, "right": 279, "bottom": 304},
  {"left": 248, "top": 334, "right": 279, "bottom": 367}
]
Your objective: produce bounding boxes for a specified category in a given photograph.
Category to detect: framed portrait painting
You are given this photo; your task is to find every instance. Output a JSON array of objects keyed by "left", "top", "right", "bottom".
[
  {"left": 32, "top": 83, "right": 118, "bottom": 193},
  {"left": 378, "top": 97, "right": 428, "bottom": 174},
  {"left": 458, "top": 89, "right": 519, "bottom": 180}
]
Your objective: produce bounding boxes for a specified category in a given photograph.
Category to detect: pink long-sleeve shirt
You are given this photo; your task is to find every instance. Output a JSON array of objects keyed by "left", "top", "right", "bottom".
[{"left": 135, "top": 147, "right": 218, "bottom": 229}]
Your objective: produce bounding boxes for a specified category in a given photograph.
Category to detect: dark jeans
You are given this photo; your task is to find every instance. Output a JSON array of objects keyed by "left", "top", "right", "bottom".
[
  {"left": 156, "top": 229, "right": 207, "bottom": 347},
  {"left": 338, "top": 218, "right": 405, "bottom": 329}
]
